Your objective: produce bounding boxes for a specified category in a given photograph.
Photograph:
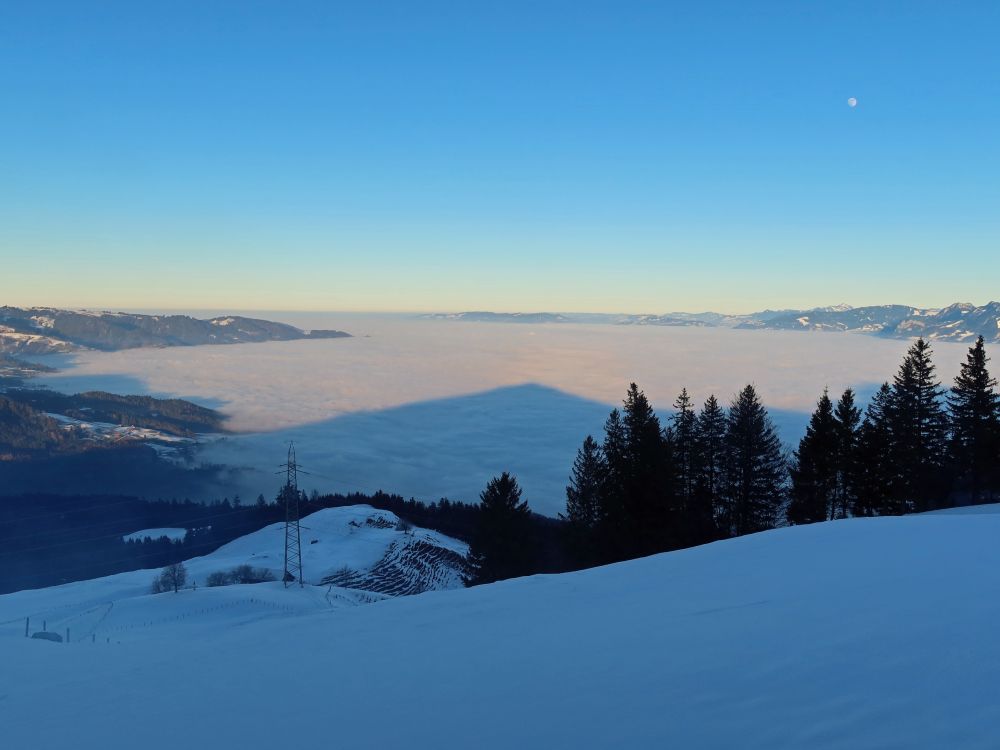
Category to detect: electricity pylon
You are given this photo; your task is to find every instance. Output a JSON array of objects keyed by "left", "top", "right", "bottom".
[{"left": 279, "top": 443, "right": 303, "bottom": 588}]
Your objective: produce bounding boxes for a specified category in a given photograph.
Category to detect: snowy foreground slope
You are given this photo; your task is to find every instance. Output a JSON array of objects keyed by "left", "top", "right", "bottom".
[{"left": 3, "top": 513, "right": 1000, "bottom": 748}]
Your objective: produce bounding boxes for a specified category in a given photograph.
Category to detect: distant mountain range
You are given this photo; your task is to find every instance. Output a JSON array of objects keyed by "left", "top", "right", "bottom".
[
  {"left": 0, "top": 307, "right": 350, "bottom": 354},
  {"left": 423, "top": 311, "right": 573, "bottom": 324},
  {"left": 428, "top": 303, "right": 1000, "bottom": 342}
]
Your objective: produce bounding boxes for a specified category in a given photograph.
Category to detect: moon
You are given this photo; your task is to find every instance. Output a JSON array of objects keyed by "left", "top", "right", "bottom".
[{"left": 847, "top": 97, "right": 858, "bottom": 108}]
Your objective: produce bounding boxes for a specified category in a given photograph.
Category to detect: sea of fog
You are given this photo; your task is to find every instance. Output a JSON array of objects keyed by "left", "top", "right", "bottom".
[{"left": 34, "top": 314, "right": 968, "bottom": 516}]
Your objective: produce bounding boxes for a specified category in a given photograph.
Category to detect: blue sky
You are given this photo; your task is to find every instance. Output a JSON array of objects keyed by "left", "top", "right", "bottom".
[{"left": 1, "top": 1, "right": 997, "bottom": 313}]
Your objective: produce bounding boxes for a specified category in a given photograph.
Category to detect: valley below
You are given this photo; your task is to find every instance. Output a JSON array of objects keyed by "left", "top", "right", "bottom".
[{"left": 13, "top": 313, "right": 969, "bottom": 515}]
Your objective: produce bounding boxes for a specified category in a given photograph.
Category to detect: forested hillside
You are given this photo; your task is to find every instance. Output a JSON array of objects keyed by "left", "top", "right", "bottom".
[
  {"left": 2, "top": 389, "right": 225, "bottom": 436},
  {"left": 0, "top": 397, "right": 74, "bottom": 458},
  {"left": 0, "top": 306, "right": 350, "bottom": 353}
]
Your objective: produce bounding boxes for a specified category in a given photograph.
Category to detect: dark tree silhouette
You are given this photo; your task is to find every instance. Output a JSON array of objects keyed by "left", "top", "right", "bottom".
[
  {"left": 153, "top": 562, "right": 187, "bottom": 594},
  {"left": 889, "top": 338, "right": 948, "bottom": 511},
  {"left": 597, "top": 407, "right": 628, "bottom": 562},
  {"left": 948, "top": 336, "right": 1000, "bottom": 503},
  {"left": 788, "top": 390, "right": 838, "bottom": 525},
  {"left": 562, "top": 435, "right": 605, "bottom": 566},
  {"left": 721, "top": 385, "right": 786, "bottom": 536},
  {"left": 465, "top": 473, "right": 534, "bottom": 585},
  {"left": 832, "top": 388, "right": 862, "bottom": 519},
  {"left": 667, "top": 388, "right": 704, "bottom": 545},
  {"left": 609, "top": 384, "right": 677, "bottom": 558},
  {"left": 693, "top": 395, "right": 726, "bottom": 537},
  {"left": 671, "top": 388, "right": 697, "bottom": 516},
  {"left": 854, "top": 383, "right": 899, "bottom": 516}
]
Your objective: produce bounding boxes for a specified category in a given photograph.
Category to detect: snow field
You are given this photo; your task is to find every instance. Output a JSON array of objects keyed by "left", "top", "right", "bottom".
[{"left": 2, "top": 511, "right": 999, "bottom": 748}]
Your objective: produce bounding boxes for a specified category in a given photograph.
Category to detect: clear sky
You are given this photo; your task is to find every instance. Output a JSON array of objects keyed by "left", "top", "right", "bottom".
[{"left": 1, "top": 1, "right": 997, "bottom": 314}]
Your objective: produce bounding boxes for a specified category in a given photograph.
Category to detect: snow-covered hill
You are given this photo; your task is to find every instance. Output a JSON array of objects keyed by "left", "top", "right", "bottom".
[
  {"left": 2, "top": 511, "right": 999, "bottom": 748},
  {"left": 0, "top": 506, "right": 469, "bottom": 642}
]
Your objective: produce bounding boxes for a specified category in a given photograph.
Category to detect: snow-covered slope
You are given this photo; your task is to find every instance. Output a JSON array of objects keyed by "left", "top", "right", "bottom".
[
  {"left": 924, "top": 502, "right": 1000, "bottom": 515},
  {"left": 0, "top": 506, "right": 469, "bottom": 642},
  {"left": 2, "top": 513, "right": 999, "bottom": 748}
]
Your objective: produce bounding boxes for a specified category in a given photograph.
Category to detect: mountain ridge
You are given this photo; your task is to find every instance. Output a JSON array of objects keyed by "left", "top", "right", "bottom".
[
  {"left": 429, "top": 302, "right": 1000, "bottom": 342},
  {"left": 0, "top": 306, "right": 351, "bottom": 354}
]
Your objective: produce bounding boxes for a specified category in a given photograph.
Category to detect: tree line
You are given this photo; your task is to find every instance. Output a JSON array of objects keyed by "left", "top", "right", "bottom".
[
  {"left": 466, "top": 336, "right": 999, "bottom": 582},
  {"left": 789, "top": 336, "right": 998, "bottom": 522}
]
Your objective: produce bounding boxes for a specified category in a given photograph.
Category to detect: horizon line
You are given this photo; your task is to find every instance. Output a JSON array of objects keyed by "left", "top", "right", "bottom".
[{"left": 5, "top": 300, "right": 999, "bottom": 319}]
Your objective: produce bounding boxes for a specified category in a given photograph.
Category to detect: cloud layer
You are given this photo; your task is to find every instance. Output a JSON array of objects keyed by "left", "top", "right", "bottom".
[{"left": 36, "top": 316, "right": 970, "bottom": 513}]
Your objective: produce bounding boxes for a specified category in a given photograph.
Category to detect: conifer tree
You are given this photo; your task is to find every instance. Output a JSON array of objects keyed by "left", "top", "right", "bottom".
[
  {"left": 465, "top": 472, "right": 534, "bottom": 585},
  {"left": 596, "top": 385, "right": 677, "bottom": 561},
  {"left": 721, "top": 385, "right": 787, "bottom": 536},
  {"left": 788, "top": 389, "right": 838, "bottom": 525},
  {"left": 832, "top": 388, "right": 862, "bottom": 518},
  {"left": 671, "top": 388, "right": 697, "bottom": 517},
  {"left": 693, "top": 395, "right": 726, "bottom": 537},
  {"left": 563, "top": 435, "right": 605, "bottom": 566},
  {"left": 855, "top": 383, "right": 898, "bottom": 515},
  {"left": 620, "top": 383, "right": 676, "bottom": 557},
  {"left": 597, "top": 407, "right": 627, "bottom": 561},
  {"left": 948, "top": 336, "right": 1000, "bottom": 502},
  {"left": 889, "top": 338, "right": 949, "bottom": 511}
]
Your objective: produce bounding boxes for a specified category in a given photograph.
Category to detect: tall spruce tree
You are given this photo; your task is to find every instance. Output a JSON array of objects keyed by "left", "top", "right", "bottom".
[
  {"left": 563, "top": 435, "right": 605, "bottom": 566},
  {"left": 855, "top": 383, "right": 898, "bottom": 515},
  {"left": 671, "top": 388, "right": 697, "bottom": 517},
  {"left": 721, "top": 385, "right": 787, "bottom": 536},
  {"left": 596, "top": 384, "right": 677, "bottom": 561},
  {"left": 889, "top": 338, "right": 949, "bottom": 511},
  {"left": 948, "top": 336, "right": 1000, "bottom": 502},
  {"left": 669, "top": 388, "right": 716, "bottom": 546},
  {"left": 788, "top": 389, "right": 839, "bottom": 525},
  {"left": 597, "top": 407, "right": 627, "bottom": 562},
  {"left": 693, "top": 395, "right": 726, "bottom": 538},
  {"left": 620, "top": 383, "right": 676, "bottom": 557},
  {"left": 832, "top": 388, "right": 862, "bottom": 518},
  {"left": 465, "top": 472, "right": 534, "bottom": 585}
]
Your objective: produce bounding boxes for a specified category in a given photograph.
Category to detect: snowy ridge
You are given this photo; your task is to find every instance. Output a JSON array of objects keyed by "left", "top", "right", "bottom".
[
  {"left": 429, "top": 303, "right": 1000, "bottom": 341},
  {"left": 0, "top": 327, "right": 77, "bottom": 354},
  {"left": 0, "top": 306, "right": 350, "bottom": 354}
]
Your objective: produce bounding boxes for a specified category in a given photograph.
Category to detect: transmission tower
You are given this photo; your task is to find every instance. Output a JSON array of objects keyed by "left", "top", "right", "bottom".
[{"left": 279, "top": 442, "right": 304, "bottom": 588}]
